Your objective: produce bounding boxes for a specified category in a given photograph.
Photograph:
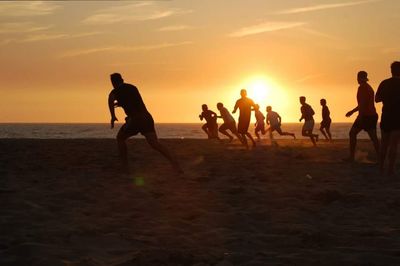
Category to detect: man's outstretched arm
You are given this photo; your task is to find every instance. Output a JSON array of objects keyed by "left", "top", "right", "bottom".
[
  {"left": 108, "top": 92, "right": 118, "bottom": 128},
  {"left": 232, "top": 101, "right": 239, "bottom": 113},
  {"left": 346, "top": 106, "right": 359, "bottom": 117}
]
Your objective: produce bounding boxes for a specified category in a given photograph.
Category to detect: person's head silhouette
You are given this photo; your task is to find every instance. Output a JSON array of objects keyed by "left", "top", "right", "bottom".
[
  {"left": 240, "top": 89, "right": 247, "bottom": 98},
  {"left": 391, "top": 61, "right": 400, "bottom": 77},
  {"left": 110, "top": 73, "right": 124, "bottom": 89},
  {"left": 266, "top": 106, "right": 272, "bottom": 112},
  {"left": 299, "top": 96, "right": 306, "bottom": 105},
  {"left": 357, "top": 71, "right": 368, "bottom": 84},
  {"left": 217, "top": 102, "right": 223, "bottom": 110},
  {"left": 320, "top": 99, "right": 327, "bottom": 106},
  {"left": 254, "top": 104, "right": 260, "bottom": 110},
  {"left": 202, "top": 104, "right": 208, "bottom": 111}
]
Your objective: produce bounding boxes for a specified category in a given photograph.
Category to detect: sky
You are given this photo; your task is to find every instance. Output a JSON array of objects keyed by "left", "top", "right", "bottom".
[{"left": 0, "top": 0, "right": 399, "bottom": 123}]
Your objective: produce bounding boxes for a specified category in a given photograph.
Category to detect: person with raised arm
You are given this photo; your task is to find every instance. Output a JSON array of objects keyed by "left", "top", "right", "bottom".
[
  {"left": 299, "top": 96, "right": 319, "bottom": 146},
  {"left": 232, "top": 89, "right": 257, "bottom": 149},
  {"left": 108, "top": 73, "right": 182, "bottom": 173},
  {"left": 345, "top": 71, "right": 379, "bottom": 163}
]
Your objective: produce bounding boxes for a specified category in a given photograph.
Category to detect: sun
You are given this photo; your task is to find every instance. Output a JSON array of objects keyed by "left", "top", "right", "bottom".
[
  {"left": 241, "top": 75, "right": 288, "bottom": 110},
  {"left": 247, "top": 78, "right": 270, "bottom": 103}
]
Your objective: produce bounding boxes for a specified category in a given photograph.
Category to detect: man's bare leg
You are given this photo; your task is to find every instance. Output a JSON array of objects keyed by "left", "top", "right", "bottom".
[
  {"left": 276, "top": 128, "right": 295, "bottom": 139},
  {"left": 144, "top": 132, "right": 183, "bottom": 173},
  {"left": 320, "top": 128, "right": 329, "bottom": 140},
  {"left": 246, "top": 132, "right": 256, "bottom": 147},
  {"left": 255, "top": 130, "right": 261, "bottom": 141},
  {"left": 201, "top": 124, "right": 209, "bottom": 138},
  {"left": 117, "top": 128, "right": 130, "bottom": 169},
  {"left": 348, "top": 127, "right": 362, "bottom": 161},
  {"left": 302, "top": 130, "right": 316, "bottom": 146},
  {"left": 380, "top": 131, "right": 390, "bottom": 175},
  {"left": 219, "top": 128, "right": 234, "bottom": 141},
  {"left": 388, "top": 131, "right": 400, "bottom": 176},
  {"left": 367, "top": 129, "right": 380, "bottom": 162},
  {"left": 240, "top": 133, "right": 249, "bottom": 149},
  {"left": 326, "top": 128, "right": 332, "bottom": 141},
  {"left": 232, "top": 131, "right": 242, "bottom": 142}
]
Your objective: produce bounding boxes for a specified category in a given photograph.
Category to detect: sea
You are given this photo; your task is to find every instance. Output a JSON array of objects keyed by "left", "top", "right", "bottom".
[{"left": 0, "top": 123, "right": 379, "bottom": 139}]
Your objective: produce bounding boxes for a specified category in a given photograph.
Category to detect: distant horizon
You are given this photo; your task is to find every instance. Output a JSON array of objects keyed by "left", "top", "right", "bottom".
[{"left": 0, "top": 121, "right": 358, "bottom": 124}]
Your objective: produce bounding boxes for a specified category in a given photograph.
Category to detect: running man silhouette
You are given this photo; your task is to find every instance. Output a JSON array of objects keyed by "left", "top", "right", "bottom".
[
  {"left": 320, "top": 99, "right": 332, "bottom": 141},
  {"left": 216, "top": 102, "right": 240, "bottom": 142},
  {"left": 108, "top": 73, "right": 182, "bottom": 173},
  {"left": 232, "top": 89, "right": 257, "bottom": 148},
  {"left": 299, "top": 96, "right": 319, "bottom": 146},
  {"left": 345, "top": 71, "right": 379, "bottom": 162},
  {"left": 199, "top": 104, "right": 219, "bottom": 139},
  {"left": 375, "top": 61, "right": 400, "bottom": 176},
  {"left": 254, "top": 104, "right": 266, "bottom": 141},
  {"left": 266, "top": 106, "right": 296, "bottom": 140}
]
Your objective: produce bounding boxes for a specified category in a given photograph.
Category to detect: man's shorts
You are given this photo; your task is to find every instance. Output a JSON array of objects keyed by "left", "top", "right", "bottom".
[
  {"left": 353, "top": 114, "right": 377, "bottom": 131},
  {"left": 219, "top": 121, "right": 237, "bottom": 133},
  {"left": 255, "top": 123, "right": 265, "bottom": 132},
  {"left": 238, "top": 117, "right": 250, "bottom": 134},
  {"left": 302, "top": 119, "right": 315, "bottom": 132},
  {"left": 120, "top": 113, "right": 156, "bottom": 136},
  {"left": 206, "top": 122, "right": 219, "bottom": 138},
  {"left": 270, "top": 124, "right": 281, "bottom": 132},
  {"left": 320, "top": 119, "right": 331, "bottom": 130}
]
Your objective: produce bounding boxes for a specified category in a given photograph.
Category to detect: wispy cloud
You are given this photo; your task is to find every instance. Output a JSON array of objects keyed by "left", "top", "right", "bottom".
[
  {"left": 229, "top": 21, "right": 306, "bottom": 37},
  {"left": 21, "top": 32, "right": 101, "bottom": 43},
  {"left": 83, "top": 2, "right": 192, "bottom": 25},
  {"left": 298, "top": 27, "right": 338, "bottom": 40},
  {"left": 277, "top": 0, "right": 380, "bottom": 15},
  {"left": 158, "top": 25, "right": 193, "bottom": 32},
  {"left": 0, "top": 22, "right": 52, "bottom": 34},
  {"left": 60, "top": 41, "right": 193, "bottom": 58},
  {"left": 0, "top": 1, "right": 60, "bottom": 16},
  {"left": 295, "top": 74, "right": 324, "bottom": 83}
]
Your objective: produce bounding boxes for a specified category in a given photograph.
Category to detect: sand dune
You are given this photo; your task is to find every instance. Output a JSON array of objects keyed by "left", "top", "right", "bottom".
[{"left": 1, "top": 139, "right": 400, "bottom": 265}]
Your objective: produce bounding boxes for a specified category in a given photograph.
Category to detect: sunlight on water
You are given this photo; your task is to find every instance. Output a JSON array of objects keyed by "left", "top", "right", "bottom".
[{"left": 0, "top": 123, "right": 378, "bottom": 139}]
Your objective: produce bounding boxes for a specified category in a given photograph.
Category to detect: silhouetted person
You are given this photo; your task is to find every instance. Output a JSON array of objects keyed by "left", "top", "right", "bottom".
[
  {"left": 320, "top": 99, "right": 332, "bottom": 141},
  {"left": 254, "top": 104, "right": 266, "bottom": 140},
  {"left": 108, "top": 73, "right": 182, "bottom": 173},
  {"left": 216, "top": 102, "right": 240, "bottom": 142},
  {"left": 375, "top": 61, "right": 400, "bottom": 176},
  {"left": 233, "top": 89, "right": 257, "bottom": 148},
  {"left": 345, "top": 71, "right": 379, "bottom": 162},
  {"left": 299, "top": 96, "right": 319, "bottom": 146},
  {"left": 266, "top": 106, "right": 296, "bottom": 140},
  {"left": 199, "top": 104, "right": 219, "bottom": 139}
]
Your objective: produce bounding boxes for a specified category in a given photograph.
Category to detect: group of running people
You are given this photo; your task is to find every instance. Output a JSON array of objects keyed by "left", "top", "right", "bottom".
[
  {"left": 108, "top": 61, "right": 400, "bottom": 176},
  {"left": 199, "top": 90, "right": 330, "bottom": 148}
]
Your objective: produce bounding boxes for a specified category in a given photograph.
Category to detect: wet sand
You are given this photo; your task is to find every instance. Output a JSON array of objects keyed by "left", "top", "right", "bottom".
[{"left": 1, "top": 139, "right": 400, "bottom": 265}]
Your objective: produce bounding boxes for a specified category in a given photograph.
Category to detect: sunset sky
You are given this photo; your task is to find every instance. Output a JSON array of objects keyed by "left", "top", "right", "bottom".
[{"left": 0, "top": 0, "right": 399, "bottom": 123}]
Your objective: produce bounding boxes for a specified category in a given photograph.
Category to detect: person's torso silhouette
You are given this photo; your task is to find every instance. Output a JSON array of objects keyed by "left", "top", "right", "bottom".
[
  {"left": 235, "top": 97, "right": 255, "bottom": 119},
  {"left": 220, "top": 107, "right": 235, "bottom": 123},
  {"left": 301, "top": 103, "right": 314, "bottom": 121},
  {"left": 112, "top": 83, "right": 149, "bottom": 117},
  {"left": 357, "top": 82, "right": 376, "bottom": 116},
  {"left": 376, "top": 77, "right": 400, "bottom": 130}
]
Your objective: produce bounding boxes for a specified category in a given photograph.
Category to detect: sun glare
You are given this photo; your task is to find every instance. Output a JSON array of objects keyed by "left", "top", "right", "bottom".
[
  {"left": 247, "top": 78, "right": 270, "bottom": 103},
  {"left": 242, "top": 76, "right": 285, "bottom": 106}
]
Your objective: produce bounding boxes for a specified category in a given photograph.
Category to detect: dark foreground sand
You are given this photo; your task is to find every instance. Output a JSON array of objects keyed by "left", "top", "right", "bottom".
[{"left": 1, "top": 139, "right": 400, "bottom": 266}]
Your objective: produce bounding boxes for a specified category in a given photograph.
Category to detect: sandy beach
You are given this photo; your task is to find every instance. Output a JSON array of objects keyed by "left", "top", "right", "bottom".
[{"left": 1, "top": 139, "right": 400, "bottom": 265}]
